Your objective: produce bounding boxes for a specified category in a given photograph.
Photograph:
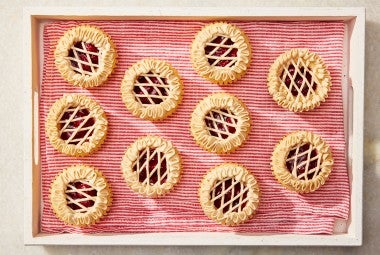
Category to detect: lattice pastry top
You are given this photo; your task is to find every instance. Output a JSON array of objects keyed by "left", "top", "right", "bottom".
[
  {"left": 121, "top": 135, "right": 182, "bottom": 198},
  {"left": 199, "top": 163, "right": 260, "bottom": 226},
  {"left": 46, "top": 94, "right": 108, "bottom": 157},
  {"left": 55, "top": 25, "right": 117, "bottom": 88},
  {"left": 121, "top": 59, "right": 183, "bottom": 121},
  {"left": 50, "top": 164, "right": 112, "bottom": 227},
  {"left": 191, "top": 22, "right": 251, "bottom": 85},
  {"left": 190, "top": 92, "right": 251, "bottom": 154},
  {"left": 271, "top": 130, "right": 333, "bottom": 193},
  {"left": 267, "top": 48, "right": 332, "bottom": 112}
]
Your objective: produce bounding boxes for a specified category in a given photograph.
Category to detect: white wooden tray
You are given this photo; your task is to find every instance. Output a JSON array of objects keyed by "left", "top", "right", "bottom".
[{"left": 23, "top": 7, "right": 365, "bottom": 246}]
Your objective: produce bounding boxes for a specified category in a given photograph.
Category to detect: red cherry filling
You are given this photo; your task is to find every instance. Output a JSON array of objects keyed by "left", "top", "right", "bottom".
[
  {"left": 133, "top": 148, "right": 168, "bottom": 185},
  {"left": 134, "top": 72, "right": 169, "bottom": 105},
  {"left": 68, "top": 42, "right": 99, "bottom": 73},
  {"left": 211, "top": 178, "right": 248, "bottom": 213},
  {"left": 204, "top": 36, "right": 238, "bottom": 67},
  {"left": 286, "top": 143, "right": 319, "bottom": 180},
  {"left": 281, "top": 64, "right": 317, "bottom": 96},
  {"left": 205, "top": 109, "right": 237, "bottom": 139},
  {"left": 59, "top": 107, "right": 95, "bottom": 145},
  {"left": 66, "top": 181, "right": 97, "bottom": 211}
]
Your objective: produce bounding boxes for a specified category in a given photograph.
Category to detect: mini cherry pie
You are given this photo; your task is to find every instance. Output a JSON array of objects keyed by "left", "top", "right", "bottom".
[
  {"left": 199, "top": 163, "right": 260, "bottom": 226},
  {"left": 121, "top": 59, "right": 183, "bottom": 121},
  {"left": 190, "top": 92, "right": 251, "bottom": 154},
  {"left": 121, "top": 135, "right": 182, "bottom": 198},
  {"left": 271, "top": 131, "right": 333, "bottom": 193},
  {"left": 267, "top": 48, "right": 331, "bottom": 112},
  {"left": 46, "top": 94, "right": 107, "bottom": 157},
  {"left": 50, "top": 164, "right": 112, "bottom": 227},
  {"left": 191, "top": 22, "right": 251, "bottom": 85},
  {"left": 54, "top": 25, "right": 117, "bottom": 88}
]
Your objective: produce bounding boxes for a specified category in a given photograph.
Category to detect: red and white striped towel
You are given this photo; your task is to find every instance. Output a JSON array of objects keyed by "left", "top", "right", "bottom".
[{"left": 40, "top": 20, "right": 349, "bottom": 234}]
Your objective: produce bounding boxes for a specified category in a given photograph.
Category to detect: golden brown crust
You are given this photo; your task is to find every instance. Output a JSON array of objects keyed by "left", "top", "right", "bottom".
[
  {"left": 267, "top": 48, "right": 331, "bottom": 112},
  {"left": 191, "top": 22, "right": 251, "bottom": 85},
  {"left": 45, "top": 94, "right": 108, "bottom": 157},
  {"left": 50, "top": 164, "right": 112, "bottom": 227},
  {"left": 271, "top": 130, "right": 333, "bottom": 193},
  {"left": 121, "top": 59, "right": 183, "bottom": 121},
  {"left": 121, "top": 135, "right": 182, "bottom": 198},
  {"left": 190, "top": 92, "right": 251, "bottom": 154},
  {"left": 54, "top": 25, "right": 117, "bottom": 88},
  {"left": 199, "top": 163, "right": 260, "bottom": 226}
]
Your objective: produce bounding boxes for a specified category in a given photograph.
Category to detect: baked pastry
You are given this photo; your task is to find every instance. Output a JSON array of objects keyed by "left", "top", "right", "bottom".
[
  {"left": 267, "top": 48, "right": 331, "bottom": 112},
  {"left": 121, "top": 135, "right": 182, "bottom": 198},
  {"left": 50, "top": 164, "right": 112, "bottom": 227},
  {"left": 46, "top": 94, "right": 108, "bottom": 157},
  {"left": 271, "top": 131, "right": 333, "bottom": 193},
  {"left": 199, "top": 163, "right": 260, "bottom": 226},
  {"left": 191, "top": 22, "right": 251, "bottom": 85},
  {"left": 121, "top": 59, "right": 183, "bottom": 121},
  {"left": 54, "top": 25, "right": 117, "bottom": 88},
  {"left": 190, "top": 92, "right": 251, "bottom": 154}
]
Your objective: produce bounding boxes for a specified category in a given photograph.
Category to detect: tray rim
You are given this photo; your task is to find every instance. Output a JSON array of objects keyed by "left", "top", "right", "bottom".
[{"left": 23, "top": 6, "right": 365, "bottom": 246}]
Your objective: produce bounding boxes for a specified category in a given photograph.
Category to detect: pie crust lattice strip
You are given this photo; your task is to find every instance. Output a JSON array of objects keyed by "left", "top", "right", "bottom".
[
  {"left": 121, "top": 135, "right": 182, "bottom": 198},
  {"left": 205, "top": 36, "right": 239, "bottom": 68},
  {"left": 121, "top": 59, "right": 183, "bottom": 121},
  {"left": 210, "top": 177, "right": 250, "bottom": 214},
  {"left": 65, "top": 180, "right": 98, "bottom": 213},
  {"left": 204, "top": 108, "right": 239, "bottom": 139},
  {"left": 286, "top": 142, "right": 322, "bottom": 181},
  {"left": 271, "top": 130, "right": 333, "bottom": 193},
  {"left": 190, "top": 92, "right": 251, "bottom": 154},
  {"left": 66, "top": 41, "right": 100, "bottom": 75},
  {"left": 199, "top": 163, "right": 260, "bottom": 226},
  {"left": 133, "top": 148, "right": 168, "bottom": 186},
  {"left": 191, "top": 22, "right": 251, "bottom": 85},
  {"left": 58, "top": 105, "right": 96, "bottom": 146},
  {"left": 50, "top": 164, "right": 112, "bottom": 227},
  {"left": 134, "top": 72, "right": 171, "bottom": 105},
  {"left": 267, "top": 48, "right": 331, "bottom": 112},
  {"left": 54, "top": 25, "right": 117, "bottom": 88},
  {"left": 46, "top": 94, "right": 108, "bottom": 157}
]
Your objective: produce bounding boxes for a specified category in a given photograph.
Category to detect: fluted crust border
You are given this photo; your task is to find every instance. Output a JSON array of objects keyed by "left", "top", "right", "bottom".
[
  {"left": 54, "top": 25, "right": 117, "bottom": 88},
  {"left": 190, "top": 92, "right": 251, "bottom": 154},
  {"left": 191, "top": 22, "right": 251, "bottom": 85},
  {"left": 45, "top": 94, "right": 108, "bottom": 157},
  {"left": 121, "top": 135, "right": 182, "bottom": 198},
  {"left": 121, "top": 59, "right": 183, "bottom": 121},
  {"left": 271, "top": 130, "right": 333, "bottom": 193},
  {"left": 50, "top": 164, "right": 112, "bottom": 227},
  {"left": 267, "top": 48, "right": 331, "bottom": 112},
  {"left": 199, "top": 163, "right": 260, "bottom": 226}
]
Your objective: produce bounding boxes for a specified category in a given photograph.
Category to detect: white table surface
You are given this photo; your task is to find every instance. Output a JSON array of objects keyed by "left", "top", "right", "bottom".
[{"left": 1, "top": 0, "right": 379, "bottom": 254}]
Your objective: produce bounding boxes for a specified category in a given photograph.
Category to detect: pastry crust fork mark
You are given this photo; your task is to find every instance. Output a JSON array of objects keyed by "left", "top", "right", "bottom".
[
  {"left": 205, "top": 36, "right": 238, "bottom": 67},
  {"left": 133, "top": 147, "right": 168, "bottom": 185},
  {"left": 58, "top": 106, "right": 95, "bottom": 146},
  {"left": 205, "top": 109, "right": 238, "bottom": 139},
  {"left": 280, "top": 57, "right": 317, "bottom": 98},
  {"left": 65, "top": 180, "right": 97, "bottom": 213},
  {"left": 67, "top": 42, "right": 100, "bottom": 75},
  {"left": 211, "top": 178, "right": 249, "bottom": 214},
  {"left": 286, "top": 143, "right": 322, "bottom": 180},
  {"left": 134, "top": 72, "right": 170, "bottom": 105}
]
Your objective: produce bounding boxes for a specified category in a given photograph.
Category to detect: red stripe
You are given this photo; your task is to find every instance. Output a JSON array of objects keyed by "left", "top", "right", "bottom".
[{"left": 39, "top": 20, "right": 349, "bottom": 234}]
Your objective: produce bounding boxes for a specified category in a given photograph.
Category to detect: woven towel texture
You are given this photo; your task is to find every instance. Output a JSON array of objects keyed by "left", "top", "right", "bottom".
[{"left": 40, "top": 20, "right": 349, "bottom": 234}]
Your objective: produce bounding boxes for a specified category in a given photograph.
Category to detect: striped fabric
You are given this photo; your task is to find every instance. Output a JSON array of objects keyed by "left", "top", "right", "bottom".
[{"left": 40, "top": 20, "right": 349, "bottom": 234}]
